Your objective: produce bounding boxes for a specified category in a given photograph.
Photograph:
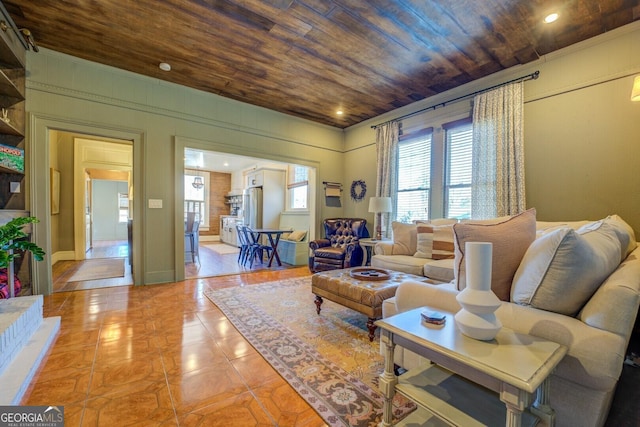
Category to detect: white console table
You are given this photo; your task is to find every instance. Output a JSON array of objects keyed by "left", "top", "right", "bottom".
[{"left": 376, "top": 307, "right": 567, "bottom": 427}]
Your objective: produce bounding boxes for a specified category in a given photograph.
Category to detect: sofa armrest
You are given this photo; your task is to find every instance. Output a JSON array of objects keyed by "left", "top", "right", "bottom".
[
  {"left": 394, "top": 280, "right": 461, "bottom": 314},
  {"left": 579, "top": 248, "right": 640, "bottom": 338},
  {"left": 309, "top": 238, "right": 331, "bottom": 251},
  {"left": 374, "top": 242, "right": 394, "bottom": 255},
  {"left": 496, "top": 303, "right": 626, "bottom": 392}
]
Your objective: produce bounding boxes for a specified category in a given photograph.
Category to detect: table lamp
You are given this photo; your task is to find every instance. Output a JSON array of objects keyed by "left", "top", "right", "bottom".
[{"left": 368, "top": 196, "right": 392, "bottom": 240}]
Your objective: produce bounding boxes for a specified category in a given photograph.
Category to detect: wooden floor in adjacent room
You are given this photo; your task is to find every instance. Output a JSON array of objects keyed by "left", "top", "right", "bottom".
[
  {"left": 53, "top": 241, "right": 296, "bottom": 293},
  {"left": 27, "top": 266, "right": 323, "bottom": 426},
  {"left": 184, "top": 242, "right": 296, "bottom": 279},
  {"left": 53, "top": 241, "right": 134, "bottom": 293}
]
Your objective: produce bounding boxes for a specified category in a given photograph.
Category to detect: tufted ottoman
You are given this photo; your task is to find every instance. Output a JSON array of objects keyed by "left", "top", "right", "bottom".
[{"left": 311, "top": 268, "right": 424, "bottom": 341}]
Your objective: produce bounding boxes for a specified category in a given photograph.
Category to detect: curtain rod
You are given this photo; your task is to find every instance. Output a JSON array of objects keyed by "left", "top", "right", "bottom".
[{"left": 371, "top": 70, "right": 540, "bottom": 129}]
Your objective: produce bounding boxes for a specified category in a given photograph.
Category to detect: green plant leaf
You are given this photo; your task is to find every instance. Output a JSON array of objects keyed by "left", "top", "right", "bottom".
[{"left": 0, "top": 216, "right": 45, "bottom": 269}]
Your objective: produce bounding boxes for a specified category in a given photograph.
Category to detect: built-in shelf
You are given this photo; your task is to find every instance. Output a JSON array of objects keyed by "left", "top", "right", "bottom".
[
  {"left": 0, "top": 30, "right": 25, "bottom": 69},
  {"left": 0, "top": 6, "right": 28, "bottom": 210},
  {"left": 0, "top": 117, "right": 22, "bottom": 137},
  {"left": 0, "top": 70, "right": 23, "bottom": 106}
]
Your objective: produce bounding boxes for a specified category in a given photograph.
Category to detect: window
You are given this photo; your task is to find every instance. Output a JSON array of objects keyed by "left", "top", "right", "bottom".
[
  {"left": 287, "top": 165, "right": 308, "bottom": 210},
  {"left": 184, "top": 171, "right": 210, "bottom": 227},
  {"left": 118, "top": 192, "right": 129, "bottom": 223},
  {"left": 444, "top": 120, "right": 473, "bottom": 219},
  {"left": 392, "top": 114, "right": 472, "bottom": 223},
  {"left": 397, "top": 130, "right": 432, "bottom": 222}
]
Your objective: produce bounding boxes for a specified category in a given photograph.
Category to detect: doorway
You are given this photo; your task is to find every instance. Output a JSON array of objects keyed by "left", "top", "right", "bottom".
[
  {"left": 181, "top": 147, "right": 317, "bottom": 280},
  {"left": 50, "top": 131, "right": 134, "bottom": 292}
]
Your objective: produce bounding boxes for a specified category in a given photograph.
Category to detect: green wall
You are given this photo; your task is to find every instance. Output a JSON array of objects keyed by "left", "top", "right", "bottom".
[
  {"left": 344, "top": 22, "right": 640, "bottom": 236},
  {"left": 26, "top": 48, "right": 345, "bottom": 291},
  {"left": 48, "top": 130, "right": 75, "bottom": 256}
]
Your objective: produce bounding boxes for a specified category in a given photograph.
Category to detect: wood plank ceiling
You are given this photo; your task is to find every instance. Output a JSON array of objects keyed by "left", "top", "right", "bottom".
[{"left": 3, "top": 0, "right": 639, "bottom": 128}]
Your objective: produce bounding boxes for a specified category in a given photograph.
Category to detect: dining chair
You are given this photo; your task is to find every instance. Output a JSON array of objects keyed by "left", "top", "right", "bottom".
[
  {"left": 185, "top": 217, "right": 200, "bottom": 263},
  {"left": 236, "top": 224, "right": 250, "bottom": 265},
  {"left": 245, "top": 226, "right": 273, "bottom": 268},
  {"left": 185, "top": 212, "right": 196, "bottom": 233}
]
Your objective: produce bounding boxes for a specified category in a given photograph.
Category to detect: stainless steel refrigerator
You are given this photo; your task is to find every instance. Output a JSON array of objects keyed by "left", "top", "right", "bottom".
[{"left": 243, "top": 187, "right": 263, "bottom": 229}]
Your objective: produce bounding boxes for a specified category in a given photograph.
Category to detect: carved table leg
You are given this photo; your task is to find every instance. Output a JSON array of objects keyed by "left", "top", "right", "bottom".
[
  {"left": 314, "top": 295, "right": 323, "bottom": 315},
  {"left": 531, "top": 377, "right": 556, "bottom": 426},
  {"left": 367, "top": 317, "right": 377, "bottom": 342},
  {"left": 379, "top": 329, "right": 397, "bottom": 427},
  {"left": 501, "top": 383, "right": 531, "bottom": 427}
]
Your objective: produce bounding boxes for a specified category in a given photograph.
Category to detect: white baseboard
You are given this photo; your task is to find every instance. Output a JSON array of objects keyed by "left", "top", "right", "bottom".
[{"left": 199, "top": 235, "right": 219, "bottom": 242}]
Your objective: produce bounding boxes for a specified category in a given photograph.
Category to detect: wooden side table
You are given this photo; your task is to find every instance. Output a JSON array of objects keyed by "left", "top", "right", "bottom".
[
  {"left": 376, "top": 307, "right": 567, "bottom": 427},
  {"left": 358, "top": 237, "right": 390, "bottom": 266}
]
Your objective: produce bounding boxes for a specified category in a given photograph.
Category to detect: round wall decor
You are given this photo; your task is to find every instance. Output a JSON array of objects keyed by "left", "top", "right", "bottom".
[{"left": 350, "top": 179, "right": 367, "bottom": 202}]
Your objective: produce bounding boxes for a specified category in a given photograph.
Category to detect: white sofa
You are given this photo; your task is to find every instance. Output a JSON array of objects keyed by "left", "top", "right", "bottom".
[
  {"left": 381, "top": 212, "right": 640, "bottom": 427},
  {"left": 372, "top": 220, "right": 457, "bottom": 283}
]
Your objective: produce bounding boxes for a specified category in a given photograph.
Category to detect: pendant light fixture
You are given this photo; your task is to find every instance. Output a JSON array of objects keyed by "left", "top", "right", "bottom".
[{"left": 192, "top": 175, "right": 204, "bottom": 189}]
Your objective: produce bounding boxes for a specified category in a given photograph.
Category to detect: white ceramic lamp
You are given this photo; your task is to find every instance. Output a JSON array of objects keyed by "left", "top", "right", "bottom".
[
  {"left": 368, "top": 197, "right": 392, "bottom": 240},
  {"left": 454, "top": 241, "right": 502, "bottom": 341}
]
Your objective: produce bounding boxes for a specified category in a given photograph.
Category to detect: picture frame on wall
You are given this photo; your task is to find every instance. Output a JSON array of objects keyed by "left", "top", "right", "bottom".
[{"left": 51, "top": 168, "right": 60, "bottom": 215}]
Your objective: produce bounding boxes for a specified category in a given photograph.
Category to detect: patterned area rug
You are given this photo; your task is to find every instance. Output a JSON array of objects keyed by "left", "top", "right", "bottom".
[{"left": 204, "top": 277, "right": 415, "bottom": 427}]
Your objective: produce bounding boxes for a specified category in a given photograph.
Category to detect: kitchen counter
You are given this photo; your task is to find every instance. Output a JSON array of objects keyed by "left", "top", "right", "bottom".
[{"left": 220, "top": 216, "right": 244, "bottom": 246}]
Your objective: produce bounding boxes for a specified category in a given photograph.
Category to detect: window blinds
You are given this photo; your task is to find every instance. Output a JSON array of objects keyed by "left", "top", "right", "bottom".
[{"left": 397, "top": 134, "right": 431, "bottom": 222}]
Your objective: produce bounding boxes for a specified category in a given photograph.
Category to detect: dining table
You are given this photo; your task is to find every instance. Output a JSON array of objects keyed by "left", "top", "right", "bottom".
[{"left": 248, "top": 228, "right": 291, "bottom": 267}]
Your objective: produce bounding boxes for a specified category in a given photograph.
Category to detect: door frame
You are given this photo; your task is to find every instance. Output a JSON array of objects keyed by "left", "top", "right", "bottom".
[
  {"left": 85, "top": 172, "right": 92, "bottom": 253},
  {"left": 28, "top": 113, "right": 144, "bottom": 295},
  {"left": 73, "top": 138, "right": 133, "bottom": 261},
  {"left": 174, "top": 135, "right": 318, "bottom": 282}
]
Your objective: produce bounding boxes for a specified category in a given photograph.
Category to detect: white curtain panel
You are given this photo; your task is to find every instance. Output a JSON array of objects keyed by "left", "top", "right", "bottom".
[
  {"left": 375, "top": 121, "right": 399, "bottom": 238},
  {"left": 471, "top": 82, "right": 526, "bottom": 218}
]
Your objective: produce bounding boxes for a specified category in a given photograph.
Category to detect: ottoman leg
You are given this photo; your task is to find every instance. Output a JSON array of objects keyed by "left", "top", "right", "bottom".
[
  {"left": 367, "top": 317, "right": 377, "bottom": 342},
  {"left": 314, "top": 295, "right": 323, "bottom": 315}
]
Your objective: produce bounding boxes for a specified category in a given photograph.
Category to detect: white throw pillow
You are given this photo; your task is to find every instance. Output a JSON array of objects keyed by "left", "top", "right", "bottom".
[
  {"left": 429, "top": 218, "right": 459, "bottom": 226},
  {"left": 511, "top": 222, "right": 622, "bottom": 316},
  {"left": 284, "top": 230, "right": 307, "bottom": 242},
  {"left": 390, "top": 222, "right": 418, "bottom": 255}
]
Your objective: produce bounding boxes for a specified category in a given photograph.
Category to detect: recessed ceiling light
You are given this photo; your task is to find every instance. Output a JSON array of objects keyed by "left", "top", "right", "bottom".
[
  {"left": 223, "top": 162, "right": 229, "bottom": 167},
  {"left": 159, "top": 62, "right": 171, "bottom": 71},
  {"left": 544, "top": 13, "right": 559, "bottom": 24},
  {"left": 336, "top": 110, "right": 344, "bottom": 115}
]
